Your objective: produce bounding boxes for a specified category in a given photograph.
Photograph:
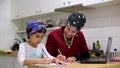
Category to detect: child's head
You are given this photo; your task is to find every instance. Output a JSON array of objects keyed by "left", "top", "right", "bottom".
[{"left": 26, "top": 20, "right": 46, "bottom": 46}]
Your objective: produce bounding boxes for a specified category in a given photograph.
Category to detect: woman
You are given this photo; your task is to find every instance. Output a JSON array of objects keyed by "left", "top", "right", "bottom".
[
  {"left": 46, "top": 11, "right": 90, "bottom": 62},
  {"left": 18, "top": 20, "right": 66, "bottom": 68}
]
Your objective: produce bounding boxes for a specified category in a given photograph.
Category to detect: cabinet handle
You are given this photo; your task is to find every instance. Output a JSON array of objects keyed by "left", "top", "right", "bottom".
[
  {"left": 63, "top": 2, "right": 65, "bottom": 6},
  {"left": 39, "top": 10, "right": 42, "bottom": 13},
  {"left": 35, "top": 11, "right": 38, "bottom": 13},
  {"left": 15, "top": 15, "right": 20, "bottom": 18},
  {"left": 68, "top": 1, "right": 70, "bottom": 5}
]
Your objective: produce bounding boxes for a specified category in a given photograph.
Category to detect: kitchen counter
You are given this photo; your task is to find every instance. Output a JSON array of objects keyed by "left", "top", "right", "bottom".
[
  {"left": 0, "top": 50, "right": 17, "bottom": 57},
  {"left": 0, "top": 53, "right": 17, "bottom": 57}
]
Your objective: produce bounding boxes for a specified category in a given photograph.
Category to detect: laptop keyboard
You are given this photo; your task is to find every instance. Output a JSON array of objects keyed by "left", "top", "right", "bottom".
[{"left": 88, "top": 58, "right": 105, "bottom": 61}]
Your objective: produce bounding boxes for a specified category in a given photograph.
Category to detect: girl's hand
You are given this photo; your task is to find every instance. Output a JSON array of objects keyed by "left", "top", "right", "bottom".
[
  {"left": 66, "top": 56, "right": 76, "bottom": 62},
  {"left": 41, "top": 58, "right": 53, "bottom": 64},
  {"left": 57, "top": 54, "right": 66, "bottom": 61}
]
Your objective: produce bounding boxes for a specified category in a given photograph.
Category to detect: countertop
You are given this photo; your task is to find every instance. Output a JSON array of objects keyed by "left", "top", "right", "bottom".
[{"left": 0, "top": 50, "right": 17, "bottom": 57}]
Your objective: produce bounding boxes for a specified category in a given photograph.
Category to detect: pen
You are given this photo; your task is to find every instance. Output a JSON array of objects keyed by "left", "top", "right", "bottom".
[
  {"left": 57, "top": 49, "right": 62, "bottom": 54},
  {"left": 57, "top": 49, "right": 66, "bottom": 61},
  {"left": 42, "top": 48, "right": 48, "bottom": 58}
]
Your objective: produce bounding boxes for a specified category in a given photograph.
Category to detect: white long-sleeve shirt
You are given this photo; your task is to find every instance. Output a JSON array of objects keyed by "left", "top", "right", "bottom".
[{"left": 18, "top": 42, "right": 54, "bottom": 66}]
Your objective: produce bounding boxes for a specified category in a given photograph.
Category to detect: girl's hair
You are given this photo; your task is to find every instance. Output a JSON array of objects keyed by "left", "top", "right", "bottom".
[{"left": 26, "top": 19, "right": 46, "bottom": 39}]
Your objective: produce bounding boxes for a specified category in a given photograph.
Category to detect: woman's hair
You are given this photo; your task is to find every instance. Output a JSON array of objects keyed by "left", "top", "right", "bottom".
[
  {"left": 26, "top": 19, "right": 46, "bottom": 39},
  {"left": 66, "top": 10, "right": 86, "bottom": 30}
]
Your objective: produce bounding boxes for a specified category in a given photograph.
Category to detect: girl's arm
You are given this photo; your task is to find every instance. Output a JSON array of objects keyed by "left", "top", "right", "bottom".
[
  {"left": 18, "top": 43, "right": 53, "bottom": 66},
  {"left": 23, "top": 58, "right": 52, "bottom": 65},
  {"left": 41, "top": 43, "right": 54, "bottom": 59}
]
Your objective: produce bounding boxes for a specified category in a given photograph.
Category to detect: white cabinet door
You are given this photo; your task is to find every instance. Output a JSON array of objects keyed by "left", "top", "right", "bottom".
[
  {"left": 56, "top": 0, "right": 83, "bottom": 7},
  {"left": 64, "top": 0, "right": 83, "bottom": 6},
  {"left": 0, "top": 56, "right": 14, "bottom": 68},
  {"left": 82, "top": 0, "right": 102, "bottom": 6},
  {"left": 53, "top": 0, "right": 113, "bottom": 9},
  {"left": 11, "top": 0, "right": 23, "bottom": 19},
  {"left": 21, "top": 0, "right": 41, "bottom": 17},
  {"left": 11, "top": 0, "right": 41, "bottom": 19},
  {"left": 11, "top": 0, "right": 57, "bottom": 20},
  {"left": 39, "top": 0, "right": 54, "bottom": 14}
]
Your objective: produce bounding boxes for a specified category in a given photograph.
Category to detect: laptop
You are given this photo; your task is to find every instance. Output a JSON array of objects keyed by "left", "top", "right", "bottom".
[{"left": 80, "top": 37, "right": 112, "bottom": 64}]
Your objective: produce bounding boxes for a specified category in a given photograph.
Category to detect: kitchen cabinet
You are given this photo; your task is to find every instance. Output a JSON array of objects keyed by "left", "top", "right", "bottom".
[
  {"left": 54, "top": 0, "right": 113, "bottom": 8},
  {"left": 82, "top": 0, "right": 113, "bottom": 6},
  {"left": 0, "top": 55, "right": 20, "bottom": 68},
  {"left": 54, "top": 0, "right": 83, "bottom": 8},
  {"left": 11, "top": 0, "right": 41, "bottom": 19},
  {"left": 82, "top": 0, "right": 102, "bottom": 6},
  {"left": 11, "top": 0, "right": 56, "bottom": 20},
  {"left": 11, "top": 0, "right": 112, "bottom": 20},
  {"left": 54, "top": 0, "right": 114, "bottom": 12}
]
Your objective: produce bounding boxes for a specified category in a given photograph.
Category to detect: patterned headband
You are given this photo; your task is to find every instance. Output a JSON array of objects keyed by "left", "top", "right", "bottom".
[{"left": 27, "top": 20, "right": 46, "bottom": 35}]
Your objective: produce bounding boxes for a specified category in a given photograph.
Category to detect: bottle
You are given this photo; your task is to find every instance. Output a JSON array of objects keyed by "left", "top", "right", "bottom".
[
  {"left": 90, "top": 42, "right": 96, "bottom": 58},
  {"left": 96, "top": 40, "right": 101, "bottom": 50},
  {"left": 100, "top": 49, "right": 105, "bottom": 58},
  {"left": 114, "top": 48, "right": 117, "bottom": 58}
]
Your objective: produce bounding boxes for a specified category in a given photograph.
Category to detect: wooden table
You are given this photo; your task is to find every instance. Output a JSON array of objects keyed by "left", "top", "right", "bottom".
[{"left": 28, "top": 62, "right": 120, "bottom": 68}]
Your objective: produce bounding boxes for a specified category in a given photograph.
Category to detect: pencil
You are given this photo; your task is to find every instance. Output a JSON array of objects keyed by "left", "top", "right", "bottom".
[
  {"left": 57, "top": 49, "right": 62, "bottom": 54},
  {"left": 42, "top": 48, "right": 48, "bottom": 58}
]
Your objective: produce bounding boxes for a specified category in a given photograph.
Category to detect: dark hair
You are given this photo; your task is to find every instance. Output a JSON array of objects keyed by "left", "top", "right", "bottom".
[
  {"left": 67, "top": 10, "right": 86, "bottom": 30},
  {"left": 26, "top": 20, "right": 46, "bottom": 39}
]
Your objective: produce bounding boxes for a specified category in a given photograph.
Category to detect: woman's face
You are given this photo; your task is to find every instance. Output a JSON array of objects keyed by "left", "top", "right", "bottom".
[
  {"left": 29, "top": 32, "right": 44, "bottom": 47},
  {"left": 64, "top": 26, "right": 78, "bottom": 38}
]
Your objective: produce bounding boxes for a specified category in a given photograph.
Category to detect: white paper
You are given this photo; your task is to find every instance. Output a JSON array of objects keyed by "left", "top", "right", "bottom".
[{"left": 35, "top": 62, "right": 71, "bottom": 67}]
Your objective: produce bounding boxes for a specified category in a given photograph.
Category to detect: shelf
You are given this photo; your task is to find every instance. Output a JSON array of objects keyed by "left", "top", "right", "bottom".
[
  {"left": 47, "top": 27, "right": 60, "bottom": 31},
  {"left": 16, "top": 30, "right": 26, "bottom": 33},
  {"left": 16, "top": 27, "right": 60, "bottom": 33}
]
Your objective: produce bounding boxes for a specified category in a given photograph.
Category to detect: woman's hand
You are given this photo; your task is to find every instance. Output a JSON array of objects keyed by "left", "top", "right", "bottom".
[
  {"left": 53, "top": 58, "right": 67, "bottom": 65},
  {"left": 66, "top": 56, "right": 76, "bottom": 62},
  {"left": 57, "top": 54, "right": 66, "bottom": 61}
]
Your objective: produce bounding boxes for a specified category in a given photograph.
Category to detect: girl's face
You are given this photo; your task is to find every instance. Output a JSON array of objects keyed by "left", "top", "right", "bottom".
[
  {"left": 29, "top": 32, "right": 45, "bottom": 47},
  {"left": 64, "top": 26, "right": 78, "bottom": 38}
]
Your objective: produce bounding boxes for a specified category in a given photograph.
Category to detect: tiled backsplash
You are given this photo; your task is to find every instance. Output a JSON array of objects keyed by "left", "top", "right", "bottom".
[{"left": 82, "top": 27, "right": 120, "bottom": 51}]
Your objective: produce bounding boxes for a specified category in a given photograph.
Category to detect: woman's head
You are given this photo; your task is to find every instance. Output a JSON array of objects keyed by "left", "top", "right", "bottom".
[
  {"left": 64, "top": 11, "right": 86, "bottom": 38},
  {"left": 26, "top": 19, "right": 46, "bottom": 46},
  {"left": 64, "top": 26, "right": 77, "bottom": 38}
]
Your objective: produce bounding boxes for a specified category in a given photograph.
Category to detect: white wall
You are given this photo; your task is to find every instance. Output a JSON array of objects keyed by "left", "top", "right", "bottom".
[{"left": 0, "top": 0, "right": 16, "bottom": 50}]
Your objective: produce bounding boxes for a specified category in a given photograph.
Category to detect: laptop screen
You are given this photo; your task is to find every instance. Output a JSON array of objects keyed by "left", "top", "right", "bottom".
[{"left": 105, "top": 37, "right": 112, "bottom": 62}]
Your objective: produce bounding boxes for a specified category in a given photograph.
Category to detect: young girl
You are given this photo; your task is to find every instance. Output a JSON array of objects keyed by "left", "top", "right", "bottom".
[{"left": 18, "top": 20, "right": 66, "bottom": 67}]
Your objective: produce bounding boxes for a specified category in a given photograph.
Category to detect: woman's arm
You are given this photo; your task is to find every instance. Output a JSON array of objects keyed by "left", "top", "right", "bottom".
[
  {"left": 42, "top": 44, "right": 67, "bottom": 65},
  {"left": 75, "top": 32, "right": 90, "bottom": 60},
  {"left": 75, "top": 52, "right": 90, "bottom": 60},
  {"left": 46, "top": 33, "right": 57, "bottom": 56}
]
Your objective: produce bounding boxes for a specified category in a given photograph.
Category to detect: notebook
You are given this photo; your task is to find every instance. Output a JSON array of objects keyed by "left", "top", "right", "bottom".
[{"left": 80, "top": 37, "right": 112, "bottom": 64}]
